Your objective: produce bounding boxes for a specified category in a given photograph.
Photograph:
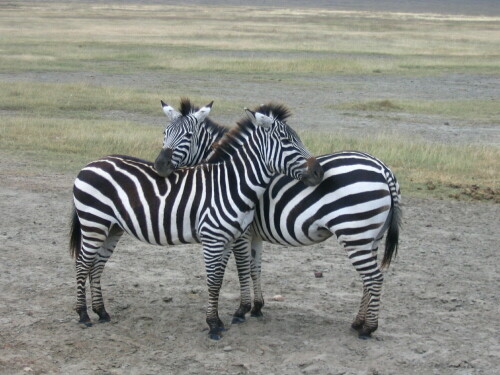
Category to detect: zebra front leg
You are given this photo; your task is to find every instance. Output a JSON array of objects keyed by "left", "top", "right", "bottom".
[
  {"left": 249, "top": 237, "right": 264, "bottom": 317},
  {"left": 231, "top": 234, "right": 253, "bottom": 324},
  {"left": 203, "top": 243, "right": 228, "bottom": 340},
  {"left": 89, "top": 227, "right": 123, "bottom": 322}
]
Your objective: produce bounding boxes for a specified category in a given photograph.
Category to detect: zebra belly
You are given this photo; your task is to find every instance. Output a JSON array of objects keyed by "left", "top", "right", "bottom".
[{"left": 255, "top": 228, "right": 332, "bottom": 246}]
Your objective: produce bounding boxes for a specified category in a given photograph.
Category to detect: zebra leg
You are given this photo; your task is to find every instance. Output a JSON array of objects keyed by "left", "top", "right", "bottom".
[
  {"left": 231, "top": 234, "right": 253, "bottom": 324},
  {"left": 250, "top": 237, "right": 264, "bottom": 317},
  {"left": 75, "top": 256, "right": 93, "bottom": 326},
  {"left": 352, "top": 245, "right": 381, "bottom": 332},
  {"left": 75, "top": 221, "right": 112, "bottom": 326},
  {"left": 203, "top": 242, "right": 228, "bottom": 340},
  {"left": 351, "top": 286, "right": 369, "bottom": 331},
  {"left": 347, "top": 248, "right": 384, "bottom": 339},
  {"left": 89, "top": 226, "right": 123, "bottom": 322}
]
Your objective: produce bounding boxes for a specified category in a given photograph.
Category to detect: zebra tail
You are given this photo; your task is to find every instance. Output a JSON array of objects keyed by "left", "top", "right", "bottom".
[
  {"left": 381, "top": 200, "right": 401, "bottom": 269},
  {"left": 69, "top": 206, "right": 81, "bottom": 259}
]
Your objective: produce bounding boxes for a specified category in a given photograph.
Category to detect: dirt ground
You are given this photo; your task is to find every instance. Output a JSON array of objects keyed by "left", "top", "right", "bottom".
[{"left": 1, "top": 150, "right": 499, "bottom": 375}]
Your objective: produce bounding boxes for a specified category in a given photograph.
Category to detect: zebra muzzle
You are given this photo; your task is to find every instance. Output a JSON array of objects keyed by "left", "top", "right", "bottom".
[
  {"left": 154, "top": 148, "right": 175, "bottom": 178},
  {"left": 301, "top": 157, "right": 324, "bottom": 186}
]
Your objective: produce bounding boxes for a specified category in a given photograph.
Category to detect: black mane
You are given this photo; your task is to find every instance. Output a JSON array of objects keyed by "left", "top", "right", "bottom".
[
  {"left": 179, "top": 97, "right": 198, "bottom": 116},
  {"left": 256, "top": 102, "right": 291, "bottom": 122},
  {"left": 178, "top": 97, "right": 229, "bottom": 137},
  {"left": 208, "top": 102, "right": 292, "bottom": 163}
]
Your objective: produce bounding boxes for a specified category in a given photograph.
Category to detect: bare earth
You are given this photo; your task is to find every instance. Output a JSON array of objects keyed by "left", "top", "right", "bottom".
[{"left": 0, "top": 148, "right": 499, "bottom": 375}]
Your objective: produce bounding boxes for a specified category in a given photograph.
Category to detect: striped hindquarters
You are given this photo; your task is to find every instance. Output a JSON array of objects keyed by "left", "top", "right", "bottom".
[
  {"left": 72, "top": 155, "right": 204, "bottom": 247},
  {"left": 252, "top": 151, "right": 396, "bottom": 249}
]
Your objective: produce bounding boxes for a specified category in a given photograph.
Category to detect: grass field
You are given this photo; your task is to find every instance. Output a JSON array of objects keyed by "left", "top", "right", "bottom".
[{"left": 0, "top": 1, "right": 498, "bottom": 201}]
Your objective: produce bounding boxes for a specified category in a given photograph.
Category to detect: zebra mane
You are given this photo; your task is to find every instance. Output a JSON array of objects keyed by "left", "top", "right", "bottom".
[
  {"left": 179, "top": 97, "right": 197, "bottom": 116},
  {"left": 255, "top": 102, "right": 292, "bottom": 122},
  {"left": 178, "top": 97, "right": 228, "bottom": 136},
  {"left": 207, "top": 102, "right": 292, "bottom": 163}
]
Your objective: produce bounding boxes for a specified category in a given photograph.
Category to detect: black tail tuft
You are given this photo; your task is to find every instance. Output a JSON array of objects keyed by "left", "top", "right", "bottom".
[
  {"left": 381, "top": 203, "right": 401, "bottom": 269},
  {"left": 69, "top": 206, "right": 81, "bottom": 259}
]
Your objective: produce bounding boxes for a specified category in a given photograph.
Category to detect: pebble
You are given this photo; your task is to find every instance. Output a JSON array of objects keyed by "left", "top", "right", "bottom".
[
  {"left": 223, "top": 346, "right": 233, "bottom": 352},
  {"left": 272, "top": 295, "right": 285, "bottom": 301}
]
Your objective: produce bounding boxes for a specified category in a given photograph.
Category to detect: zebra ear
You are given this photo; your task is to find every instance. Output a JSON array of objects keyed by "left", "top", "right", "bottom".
[
  {"left": 193, "top": 101, "right": 213, "bottom": 122},
  {"left": 161, "top": 100, "right": 181, "bottom": 121},
  {"left": 245, "top": 108, "right": 273, "bottom": 128}
]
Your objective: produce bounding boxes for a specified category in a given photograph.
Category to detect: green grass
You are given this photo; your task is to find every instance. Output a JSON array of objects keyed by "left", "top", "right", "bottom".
[
  {"left": 1, "top": 113, "right": 497, "bottom": 201},
  {"left": 0, "top": 81, "right": 241, "bottom": 119},
  {"left": 0, "top": 115, "right": 160, "bottom": 173},
  {"left": 1, "top": 3, "right": 499, "bottom": 76},
  {"left": 299, "top": 131, "right": 499, "bottom": 196},
  {"left": 331, "top": 99, "right": 500, "bottom": 123},
  {"left": 0, "top": 1, "right": 498, "bottom": 202}
]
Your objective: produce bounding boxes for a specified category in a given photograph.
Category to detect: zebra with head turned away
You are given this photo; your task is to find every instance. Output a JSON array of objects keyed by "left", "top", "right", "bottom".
[
  {"left": 154, "top": 99, "right": 401, "bottom": 339},
  {"left": 69, "top": 102, "right": 323, "bottom": 340}
]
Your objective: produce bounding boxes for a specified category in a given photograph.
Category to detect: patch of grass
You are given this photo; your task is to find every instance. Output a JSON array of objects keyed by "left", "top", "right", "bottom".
[
  {"left": 0, "top": 2, "right": 498, "bottom": 201},
  {"left": 2, "top": 114, "right": 497, "bottom": 199},
  {"left": 0, "top": 115, "right": 161, "bottom": 172},
  {"left": 331, "top": 99, "right": 500, "bottom": 123},
  {"left": 1, "top": 3, "right": 498, "bottom": 76},
  {"left": 0, "top": 81, "right": 240, "bottom": 120},
  {"left": 299, "top": 130, "right": 499, "bottom": 199}
]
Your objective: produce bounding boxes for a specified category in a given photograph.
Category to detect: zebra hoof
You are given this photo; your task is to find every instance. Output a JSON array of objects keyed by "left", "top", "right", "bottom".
[
  {"left": 231, "top": 316, "right": 246, "bottom": 324},
  {"left": 351, "top": 321, "right": 364, "bottom": 332},
  {"left": 209, "top": 332, "right": 222, "bottom": 340},
  {"left": 77, "top": 310, "right": 92, "bottom": 327},
  {"left": 96, "top": 310, "right": 111, "bottom": 323},
  {"left": 357, "top": 325, "right": 377, "bottom": 339},
  {"left": 250, "top": 310, "right": 263, "bottom": 318},
  {"left": 98, "top": 315, "right": 111, "bottom": 323}
]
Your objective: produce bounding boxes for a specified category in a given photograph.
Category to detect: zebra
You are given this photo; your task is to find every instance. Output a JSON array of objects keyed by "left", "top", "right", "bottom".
[
  {"left": 69, "top": 102, "right": 323, "bottom": 340},
  {"left": 154, "top": 99, "right": 401, "bottom": 338}
]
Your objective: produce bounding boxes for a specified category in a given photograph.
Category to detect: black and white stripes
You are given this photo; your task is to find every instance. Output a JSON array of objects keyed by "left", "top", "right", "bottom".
[
  {"left": 69, "top": 104, "right": 322, "bottom": 340},
  {"left": 156, "top": 100, "right": 401, "bottom": 338}
]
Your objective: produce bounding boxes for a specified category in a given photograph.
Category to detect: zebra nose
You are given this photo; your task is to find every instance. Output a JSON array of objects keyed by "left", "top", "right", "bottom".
[
  {"left": 302, "top": 157, "right": 324, "bottom": 186},
  {"left": 154, "top": 148, "right": 174, "bottom": 177}
]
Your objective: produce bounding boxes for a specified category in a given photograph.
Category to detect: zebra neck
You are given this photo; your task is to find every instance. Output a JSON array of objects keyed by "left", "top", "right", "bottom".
[
  {"left": 200, "top": 127, "right": 228, "bottom": 164},
  {"left": 206, "top": 137, "right": 273, "bottom": 209}
]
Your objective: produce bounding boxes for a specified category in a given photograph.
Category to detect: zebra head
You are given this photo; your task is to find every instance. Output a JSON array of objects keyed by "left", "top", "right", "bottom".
[
  {"left": 154, "top": 99, "right": 214, "bottom": 177},
  {"left": 244, "top": 105, "right": 324, "bottom": 187}
]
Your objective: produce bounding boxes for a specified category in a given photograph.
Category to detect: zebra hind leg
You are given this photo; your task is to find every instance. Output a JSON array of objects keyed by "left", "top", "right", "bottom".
[
  {"left": 351, "top": 286, "right": 369, "bottom": 333},
  {"left": 89, "top": 226, "right": 124, "bottom": 322},
  {"left": 347, "top": 247, "right": 384, "bottom": 339},
  {"left": 75, "top": 253, "right": 97, "bottom": 327},
  {"left": 74, "top": 220, "right": 113, "bottom": 327}
]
